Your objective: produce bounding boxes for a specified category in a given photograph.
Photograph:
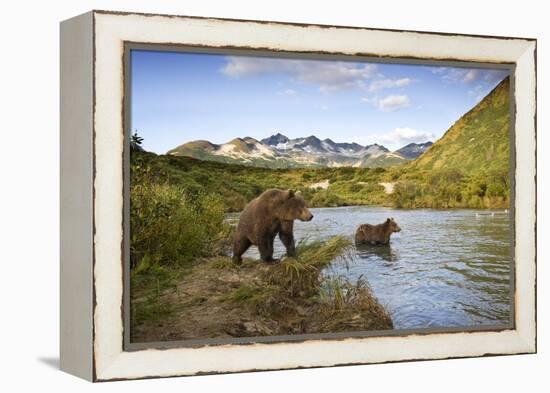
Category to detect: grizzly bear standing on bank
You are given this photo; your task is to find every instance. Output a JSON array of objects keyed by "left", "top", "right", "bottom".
[
  {"left": 232, "top": 189, "right": 314, "bottom": 264},
  {"left": 355, "top": 218, "right": 401, "bottom": 246}
]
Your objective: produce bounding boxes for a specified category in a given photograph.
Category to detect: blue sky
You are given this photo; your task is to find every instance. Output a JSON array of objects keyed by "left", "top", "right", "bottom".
[{"left": 131, "top": 49, "right": 509, "bottom": 153}]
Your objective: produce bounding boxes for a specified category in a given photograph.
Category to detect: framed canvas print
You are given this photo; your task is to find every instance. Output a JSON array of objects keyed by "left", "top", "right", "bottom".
[{"left": 60, "top": 10, "right": 537, "bottom": 381}]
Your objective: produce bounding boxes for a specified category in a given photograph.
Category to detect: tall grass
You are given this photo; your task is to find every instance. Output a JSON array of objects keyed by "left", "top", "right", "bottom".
[
  {"left": 316, "top": 275, "right": 393, "bottom": 331},
  {"left": 320, "top": 276, "right": 377, "bottom": 311}
]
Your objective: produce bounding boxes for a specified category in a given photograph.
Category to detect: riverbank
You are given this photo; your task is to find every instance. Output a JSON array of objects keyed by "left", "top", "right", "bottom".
[{"left": 130, "top": 236, "right": 393, "bottom": 342}]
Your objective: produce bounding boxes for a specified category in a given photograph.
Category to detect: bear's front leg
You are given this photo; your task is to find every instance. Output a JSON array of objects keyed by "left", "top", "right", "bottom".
[
  {"left": 279, "top": 220, "right": 296, "bottom": 257},
  {"left": 257, "top": 234, "right": 277, "bottom": 263}
]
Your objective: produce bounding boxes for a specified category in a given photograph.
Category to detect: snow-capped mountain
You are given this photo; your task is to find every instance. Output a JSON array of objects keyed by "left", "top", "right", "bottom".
[
  {"left": 261, "top": 134, "right": 374, "bottom": 156},
  {"left": 167, "top": 133, "right": 431, "bottom": 168},
  {"left": 260, "top": 132, "right": 289, "bottom": 147}
]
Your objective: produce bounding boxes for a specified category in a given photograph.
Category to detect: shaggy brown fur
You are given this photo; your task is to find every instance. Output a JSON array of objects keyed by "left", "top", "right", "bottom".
[
  {"left": 355, "top": 218, "right": 401, "bottom": 246},
  {"left": 233, "top": 189, "right": 314, "bottom": 264}
]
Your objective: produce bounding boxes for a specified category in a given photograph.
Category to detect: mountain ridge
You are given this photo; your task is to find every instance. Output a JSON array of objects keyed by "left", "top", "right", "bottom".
[{"left": 167, "top": 133, "right": 432, "bottom": 169}]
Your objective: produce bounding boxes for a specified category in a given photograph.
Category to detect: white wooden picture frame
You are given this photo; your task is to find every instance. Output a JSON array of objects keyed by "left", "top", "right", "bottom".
[{"left": 60, "top": 10, "right": 536, "bottom": 381}]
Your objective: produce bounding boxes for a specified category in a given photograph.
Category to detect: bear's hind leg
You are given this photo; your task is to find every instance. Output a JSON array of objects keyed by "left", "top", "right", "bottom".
[{"left": 233, "top": 237, "right": 251, "bottom": 265}]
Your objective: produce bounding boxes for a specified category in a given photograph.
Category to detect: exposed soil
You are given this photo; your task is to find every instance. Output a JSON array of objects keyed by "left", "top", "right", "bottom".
[
  {"left": 379, "top": 182, "right": 395, "bottom": 194},
  {"left": 309, "top": 179, "right": 330, "bottom": 190},
  {"left": 131, "top": 252, "right": 393, "bottom": 343}
]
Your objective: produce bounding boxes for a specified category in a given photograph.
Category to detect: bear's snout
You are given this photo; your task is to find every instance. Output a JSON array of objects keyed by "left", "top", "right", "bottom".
[{"left": 299, "top": 209, "right": 314, "bottom": 222}]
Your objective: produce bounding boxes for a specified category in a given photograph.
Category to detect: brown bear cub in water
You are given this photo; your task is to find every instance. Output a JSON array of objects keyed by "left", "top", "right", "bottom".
[
  {"left": 355, "top": 218, "right": 401, "bottom": 246},
  {"left": 233, "top": 189, "right": 314, "bottom": 264}
]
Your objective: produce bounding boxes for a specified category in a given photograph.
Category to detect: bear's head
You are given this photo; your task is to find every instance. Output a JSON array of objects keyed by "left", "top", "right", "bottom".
[
  {"left": 386, "top": 217, "right": 401, "bottom": 233},
  {"left": 279, "top": 190, "right": 314, "bottom": 222}
]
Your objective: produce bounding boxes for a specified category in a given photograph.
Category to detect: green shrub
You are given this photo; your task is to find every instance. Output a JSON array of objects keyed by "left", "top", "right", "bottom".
[
  {"left": 348, "top": 183, "right": 363, "bottom": 193},
  {"left": 130, "top": 181, "right": 227, "bottom": 269},
  {"left": 391, "top": 169, "right": 509, "bottom": 208},
  {"left": 309, "top": 189, "right": 344, "bottom": 207}
]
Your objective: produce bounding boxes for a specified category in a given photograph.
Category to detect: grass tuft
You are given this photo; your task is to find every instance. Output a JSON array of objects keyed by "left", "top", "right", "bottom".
[
  {"left": 317, "top": 276, "right": 393, "bottom": 331},
  {"left": 266, "top": 236, "right": 352, "bottom": 297}
]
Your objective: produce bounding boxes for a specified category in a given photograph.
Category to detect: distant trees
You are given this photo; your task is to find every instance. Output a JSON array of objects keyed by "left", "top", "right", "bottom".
[{"left": 391, "top": 168, "right": 509, "bottom": 209}]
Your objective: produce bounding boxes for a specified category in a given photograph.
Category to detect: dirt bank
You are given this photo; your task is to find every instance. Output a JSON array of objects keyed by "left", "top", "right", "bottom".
[
  {"left": 130, "top": 237, "right": 393, "bottom": 343},
  {"left": 379, "top": 182, "right": 395, "bottom": 194}
]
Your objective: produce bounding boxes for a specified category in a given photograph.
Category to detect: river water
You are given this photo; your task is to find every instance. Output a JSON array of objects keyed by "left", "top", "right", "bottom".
[{"left": 226, "top": 206, "right": 512, "bottom": 330}]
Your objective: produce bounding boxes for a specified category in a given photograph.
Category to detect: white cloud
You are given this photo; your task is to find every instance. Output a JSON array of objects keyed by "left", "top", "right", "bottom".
[
  {"left": 431, "top": 67, "right": 447, "bottom": 75},
  {"left": 320, "top": 105, "right": 329, "bottom": 110},
  {"left": 278, "top": 88, "right": 297, "bottom": 96},
  {"left": 368, "top": 78, "right": 411, "bottom": 92},
  {"left": 362, "top": 94, "right": 411, "bottom": 112},
  {"left": 462, "top": 69, "right": 480, "bottom": 83},
  {"left": 377, "top": 95, "right": 411, "bottom": 112},
  {"left": 362, "top": 128, "right": 435, "bottom": 150},
  {"left": 221, "top": 57, "right": 377, "bottom": 92},
  {"left": 433, "top": 67, "right": 508, "bottom": 84}
]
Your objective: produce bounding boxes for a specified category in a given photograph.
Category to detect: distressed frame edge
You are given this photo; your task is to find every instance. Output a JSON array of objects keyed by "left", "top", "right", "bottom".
[
  {"left": 59, "top": 11, "right": 95, "bottom": 381},
  {"left": 512, "top": 40, "right": 537, "bottom": 354},
  {"left": 91, "top": 8, "right": 538, "bottom": 42},
  {"left": 90, "top": 11, "right": 537, "bottom": 381}
]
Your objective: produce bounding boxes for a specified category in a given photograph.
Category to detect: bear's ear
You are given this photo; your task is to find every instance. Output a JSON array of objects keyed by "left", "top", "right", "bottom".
[
  {"left": 286, "top": 189, "right": 295, "bottom": 199},
  {"left": 386, "top": 218, "right": 391, "bottom": 223}
]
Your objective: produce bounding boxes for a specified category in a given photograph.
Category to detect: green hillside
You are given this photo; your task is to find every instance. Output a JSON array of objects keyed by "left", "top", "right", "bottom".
[
  {"left": 409, "top": 77, "right": 510, "bottom": 173},
  {"left": 390, "top": 77, "right": 511, "bottom": 208}
]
